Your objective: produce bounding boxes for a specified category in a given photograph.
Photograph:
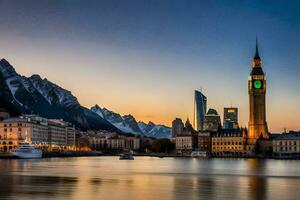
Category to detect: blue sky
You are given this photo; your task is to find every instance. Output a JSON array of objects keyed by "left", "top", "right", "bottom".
[{"left": 0, "top": 0, "right": 299, "bottom": 132}]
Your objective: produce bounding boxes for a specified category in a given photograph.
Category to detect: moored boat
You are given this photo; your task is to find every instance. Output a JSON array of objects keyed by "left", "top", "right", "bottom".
[
  {"left": 119, "top": 151, "right": 134, "bottom": 160},
  {"left": 11, "top": 140, "right": 43, "bottom": 159},
  {"left": 191, "top": 151, "right": 209, "bottom": 158}
]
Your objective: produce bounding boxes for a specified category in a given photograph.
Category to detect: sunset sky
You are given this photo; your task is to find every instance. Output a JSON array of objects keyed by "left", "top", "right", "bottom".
[{"left": 0, "top": 0, "right": 299, "bottom": 132}]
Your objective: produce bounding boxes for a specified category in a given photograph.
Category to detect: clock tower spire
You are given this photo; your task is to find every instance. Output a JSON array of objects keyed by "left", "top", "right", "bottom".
[
  {"left": 253, "top": 38, "right": 261, "bottom": 67},
  {"left": 248, "top": 39, "right": 269, "bottom": 146}
]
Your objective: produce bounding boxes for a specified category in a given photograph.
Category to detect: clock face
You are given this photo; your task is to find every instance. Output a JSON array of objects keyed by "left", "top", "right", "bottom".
[{"left": 253, "top": 80, "right": 262, "bottom": 89}]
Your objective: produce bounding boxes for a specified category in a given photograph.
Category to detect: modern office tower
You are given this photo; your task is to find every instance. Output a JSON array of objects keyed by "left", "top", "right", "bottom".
[
  {"left": 172, "top": 118, "right": 184, "bottom": 137},
  {"left": 223, "top": 107, "right": 239, "bottom": 129},
  {"left": 194, "top": 90, "right": 207, "bottom": 131},
  {"left": 248, "top": 40, "right": 269, "bottom": 144},
  {"left": 203, "top": 108, "right": 221, "bottom": 131}
]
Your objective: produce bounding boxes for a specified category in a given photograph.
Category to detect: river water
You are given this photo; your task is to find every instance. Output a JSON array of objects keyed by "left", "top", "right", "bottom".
[{"left": 0, "top": 157, "right": 299, "bottom": 200}]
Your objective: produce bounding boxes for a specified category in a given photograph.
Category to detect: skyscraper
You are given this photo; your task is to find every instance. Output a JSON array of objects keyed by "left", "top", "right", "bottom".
[
  {"left": 194, "top": 90, "right": 207, "bottom": 131},
  {"left": 223, "top": 107, "right": 238, "bottom": 129},
  {"left": 248, "top": 40, "right": 269, "bottom": 144}
]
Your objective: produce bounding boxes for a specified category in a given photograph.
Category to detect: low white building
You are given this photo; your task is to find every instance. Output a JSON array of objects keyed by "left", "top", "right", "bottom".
[
  {"left": 107, "top": 136, "right": 125, "bottom": 150},
  {"left": 273, "top": 133, "right": 300, "bottom": 158}
]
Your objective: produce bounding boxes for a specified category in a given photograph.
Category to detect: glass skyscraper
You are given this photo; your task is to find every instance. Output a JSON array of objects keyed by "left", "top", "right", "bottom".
[
  {"left": 194, "top": 90, "right": 207, "bottom": 131},
  {"left": 223, "top": 107, "right": 239, "bottom": 129}
]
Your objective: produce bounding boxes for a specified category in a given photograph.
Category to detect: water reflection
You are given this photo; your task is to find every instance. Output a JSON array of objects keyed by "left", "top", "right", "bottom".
[
  {"left": 0, "top": 158, "right": 299, "bottom": 200},
  {"left": 0, "top": 174, "right": 78, "bottom": 199},
  {"left": 247, "top": 159, "right": 267, "bottom": 200}
]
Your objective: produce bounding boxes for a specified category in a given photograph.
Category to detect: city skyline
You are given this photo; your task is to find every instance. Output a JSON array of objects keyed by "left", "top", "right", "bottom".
[{"left": 0, "top": 1, "right": 300, "bottom": 132}]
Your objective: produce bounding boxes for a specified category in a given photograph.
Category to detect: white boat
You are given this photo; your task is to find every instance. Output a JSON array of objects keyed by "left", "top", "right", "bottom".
[
  {"left": 119, "top": 151, "right": 134, "bottom": 160},
  {"left": 11, "top": 140, "right": 43, "bottom": 159},
  {"left": 191, "top": 151, "right": 209, "bottom": 158}
]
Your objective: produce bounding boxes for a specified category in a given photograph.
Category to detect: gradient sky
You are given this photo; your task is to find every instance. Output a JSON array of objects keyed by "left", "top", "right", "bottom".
[{"left": 0, "top": 0, "right": 299, "bottom": 132}]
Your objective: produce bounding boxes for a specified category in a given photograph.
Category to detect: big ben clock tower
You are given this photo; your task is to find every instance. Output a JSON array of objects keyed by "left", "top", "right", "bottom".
[{"left": 248, "top": 40, "right": 269, "bottom": 145}]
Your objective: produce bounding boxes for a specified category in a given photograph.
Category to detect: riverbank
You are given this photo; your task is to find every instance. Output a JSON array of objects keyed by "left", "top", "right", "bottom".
[
  {"left": 0, "top": 151, "right": 103, "bottom": 159},
  {"left": 1, "top": 151, "right": 299, "bottom": 160}
]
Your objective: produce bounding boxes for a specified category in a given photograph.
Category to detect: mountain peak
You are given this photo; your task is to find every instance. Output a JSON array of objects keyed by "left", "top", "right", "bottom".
[
  {"left": 0, "top": 58, "right": 10, "bottom": 63},
  {"left": 92, "top": 104, "right": 101, "bottom": 110},
  {"left": 30, "top": 74, "right": 42, "bottom": 80},
  {"left": 90, "top": 104, "right": 105, "bottom": 119},
  {"left": 148, "top": 121, "right": 155, "bottom": 126},
  {"left": 0, "top": 58, "right": 18, "bottom": 78},
  {"left": 123, "top": 114, "right": 135, "bottom": 119}
]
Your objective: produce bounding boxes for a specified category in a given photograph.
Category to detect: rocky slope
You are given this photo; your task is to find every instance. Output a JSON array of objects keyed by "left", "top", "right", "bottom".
[{"left": 0, "top": 59, "right": 119, "bottom": 132}]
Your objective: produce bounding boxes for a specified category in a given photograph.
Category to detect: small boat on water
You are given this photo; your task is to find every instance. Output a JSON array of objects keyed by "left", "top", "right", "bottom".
[
  {"left": 11, "top": 140, "right": 43, "bottom": 159},
  {"left": 191, "top": 151, "right": 209, "bottom": 158},
  {"left": 119, "top": 151, "right": 134, "bottom": 160}
]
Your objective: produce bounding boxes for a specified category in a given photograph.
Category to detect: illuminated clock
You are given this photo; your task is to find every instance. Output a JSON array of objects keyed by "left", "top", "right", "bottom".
[{"left": 253, "top": 80, "right": 262, "bottom": 89}]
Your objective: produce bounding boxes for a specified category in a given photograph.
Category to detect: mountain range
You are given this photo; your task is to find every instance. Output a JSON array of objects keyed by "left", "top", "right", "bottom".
[
  {"left": 0, "top": 59, "right": 171, "bottom": 138},
  {"left": 91, "top": 105, "right": 171, "bottom": 138}
]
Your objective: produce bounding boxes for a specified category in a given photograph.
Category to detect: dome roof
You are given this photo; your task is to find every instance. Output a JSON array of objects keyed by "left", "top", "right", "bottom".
[{"left": 207, "top": 108, "right": 218, "bottom": 115}]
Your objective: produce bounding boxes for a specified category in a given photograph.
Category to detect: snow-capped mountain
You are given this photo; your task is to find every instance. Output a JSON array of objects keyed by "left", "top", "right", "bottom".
[
  {"left": 91, "top": 105, "right": 171, "bottom": 138},
  {"left": 0, "top": 58, "right": 171, "bottom": 137},
  {"left": 0, "top": 59, "right": 119, "bottom": 132},
  {"left": 91, "top": 105, "right": 143, "bottom": 135},
  {"left": 138, "top": 121, "right": 171, "bottom": 138}
]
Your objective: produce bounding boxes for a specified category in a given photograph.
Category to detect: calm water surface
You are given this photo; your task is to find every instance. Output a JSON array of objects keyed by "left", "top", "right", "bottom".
[{"left": 0, "top": 157, "right": 299, "bottom": 200}]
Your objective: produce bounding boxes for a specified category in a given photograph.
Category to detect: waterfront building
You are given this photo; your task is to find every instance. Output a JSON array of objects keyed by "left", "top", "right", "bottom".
[
  {"left": 124, "top": 136, "right": 141, "bottom": 151},
  {"left": 76, "top": 131, "right": 141, "bottom": 151},
  {"left": 0, "top": 116, "right": 48, "bottom": 152},
  {"left": 76, "top": 134, "right": 92, "bottom": 151},
  {"left": 88, "top": 134, "right": 107, "bottom": 150},
  {"left": 46, "top": 119, "right": 76, "bottom": 150},
  {"left": 171, "top": 118, "right": 184, "bottom": 137},
  {"left": 194, "top": 90, "right": 207, "bottom": 131},
  {"left": 175, "top": 118, "right": 196, "bottom": 155},
  {"left": 106, "top": 135, "right": 125, "bottom": 150},
  {"left": 272, "top": 132, "right": 300, "bottom": 158},
  {"left": 175, "top": 134, "right": 193, "bottom": 155},
  {"left": 211, "top": 128, "right": 248, "bottom": 156},
  {"left": 0, "top": 115, "right": 76, "bottom": 152},
  {"left": 248, "top": 40, "right": 269, "bottom": 145},
  {"left": 48, "top": 119, "right": 69, "bottom": 150},
  {"left": 223, "top": 107, "right": 238, "bottom": 129},
  {"left": 196, "top": 132, "right": 211, "bottom": 152},
  {"left": 203, "top": 109, "right": 221, "bottom": 131},
  {"left": 66, "top": 126, "right": 76, "bottom": 148}
]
